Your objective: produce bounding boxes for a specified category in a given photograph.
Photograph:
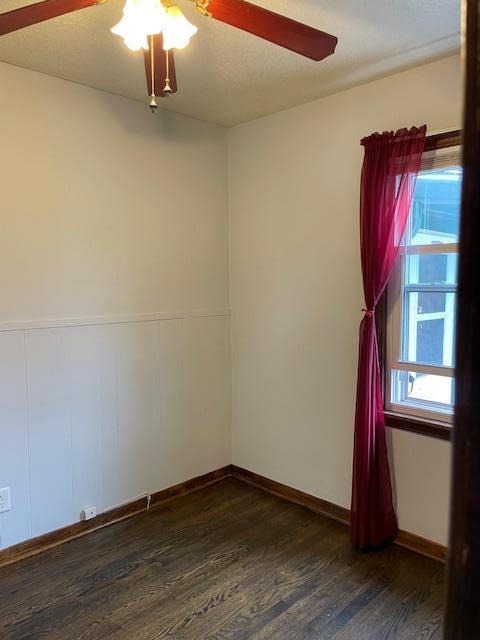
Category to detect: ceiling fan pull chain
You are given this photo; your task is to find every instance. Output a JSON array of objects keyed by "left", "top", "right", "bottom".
[
  {"left": 149, "top": 35, "right": 158, "bottom": 113},
  {"left": 164, "top": 49, "right": 173, "bottom": 96}
]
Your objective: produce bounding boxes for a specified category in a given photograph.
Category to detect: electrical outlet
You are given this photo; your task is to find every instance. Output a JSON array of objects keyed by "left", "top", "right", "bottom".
[
  {"left": 0, "top": 487, "right": 11, "bottom": 513},
  {"left": 80, "top": 506, "right": 97, "bottom": 521}
]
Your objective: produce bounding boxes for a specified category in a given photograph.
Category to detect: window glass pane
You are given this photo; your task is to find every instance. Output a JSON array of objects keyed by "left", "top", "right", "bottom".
[
  {"left": 402, "top": 291, "right": 456, "bottom": 367},
  {"left": 418, "top": 291, "right": 445, "bottom": 314},
  {"left": 405, "top": 253, "right": 457, "bottom": 285},
  {"left": 406, "top": 167, "right": 461, "bottom": 245},
  {"left": 390, "top": 158, "right": 460, "bottom": 420},
  {"left": 391, "top": 369, "right": 454, "bottom": 411}
]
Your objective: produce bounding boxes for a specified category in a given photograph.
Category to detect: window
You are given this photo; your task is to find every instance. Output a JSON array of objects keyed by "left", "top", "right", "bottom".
[{"left": 386, "top": 139, "right": 462, "bottom": 426}]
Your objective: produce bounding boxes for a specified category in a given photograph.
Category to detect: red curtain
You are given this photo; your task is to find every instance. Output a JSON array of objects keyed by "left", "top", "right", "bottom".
[{"left": 351, "top": 126, "right": 427, "bottom": 549}]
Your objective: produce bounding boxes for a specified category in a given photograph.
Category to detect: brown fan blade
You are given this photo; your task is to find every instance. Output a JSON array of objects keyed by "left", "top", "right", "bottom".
[
  {"left": 196, "top": 0, "right": 337, "bottom": 61},
  {"left": 0, "top": 0, "right": 99, "bottom": 36},
  {"left": 143, "top": 34, "right": 178, "bottom": 98}
]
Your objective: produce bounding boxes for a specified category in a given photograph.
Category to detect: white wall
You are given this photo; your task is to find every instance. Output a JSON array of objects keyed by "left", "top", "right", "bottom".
[
  {"left": 229, "top": 55, "right": 461, "bottom": 546},
  {"left": 0, "top": 55, "right": 461, "bottom": 550},
  {"left": 0, "top": 62, "right": 231, "bottom": 548}
]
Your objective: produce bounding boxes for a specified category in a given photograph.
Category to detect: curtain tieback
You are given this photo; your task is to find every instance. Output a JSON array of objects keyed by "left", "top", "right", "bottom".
[{"left": 362, "top": 308, "right": 375, "bottom": 318}]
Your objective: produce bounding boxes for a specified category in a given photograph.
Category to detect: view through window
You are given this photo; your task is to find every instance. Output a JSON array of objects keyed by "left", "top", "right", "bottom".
[{"left": 387, "top": 146, "right": 461, "bottom": 422}]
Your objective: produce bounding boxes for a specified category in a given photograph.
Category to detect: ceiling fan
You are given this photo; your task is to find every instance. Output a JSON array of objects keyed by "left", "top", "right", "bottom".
[{"left": 0, "top": 0, "right": 338, "bottom": 112}]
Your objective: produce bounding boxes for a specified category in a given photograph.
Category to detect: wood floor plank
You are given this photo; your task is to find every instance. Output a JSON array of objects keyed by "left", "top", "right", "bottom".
[
  {"left": 150, "top": 517, "right": 341, "bottom": 639},
  {"left": 249, "top": 548, "right": 393, "bottom": 640},
  {"left": 0, "top": 479, "right": 445, "bottom": 639},
  {"left": 3, "top": 484, "right": 266, "bottom": 639},
  {"left": 77, "top": 495, "right": 330, "bottom": 639}
]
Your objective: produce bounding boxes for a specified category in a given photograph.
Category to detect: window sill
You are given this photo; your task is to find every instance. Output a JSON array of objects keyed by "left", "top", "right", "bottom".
[{"left": 384, "top": 411, "right": 452, "bottom": 441}]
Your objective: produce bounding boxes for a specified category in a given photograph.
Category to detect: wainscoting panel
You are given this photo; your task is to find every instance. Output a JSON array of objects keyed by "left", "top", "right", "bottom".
[
  {"left": 0, "top": 331, "right": 30, "bottom": 549},
  {"left": 0, "top": 313, "right": 231, "bottom": 550}
]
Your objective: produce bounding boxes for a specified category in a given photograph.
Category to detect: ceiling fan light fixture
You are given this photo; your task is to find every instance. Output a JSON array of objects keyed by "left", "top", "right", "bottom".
[
  {"left": 0, "top": 0, "right": 339, "bottom": 110},
  {"left": 111, "top": 25, "right": 148, "bottom": 51},
  {"left": 162, "top": 5, "right": 198, "bottom": 51},
  {"left": 111, "top": 0, "right": 166, "bottom": 51}
]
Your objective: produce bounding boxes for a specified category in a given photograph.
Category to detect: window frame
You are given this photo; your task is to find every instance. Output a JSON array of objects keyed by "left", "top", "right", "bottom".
[
  {"left": 382, "top": 130, "right": 462, "bottom": 441},
  {"left": 385, "top": 243, "right": 457, "bottom": 422}
]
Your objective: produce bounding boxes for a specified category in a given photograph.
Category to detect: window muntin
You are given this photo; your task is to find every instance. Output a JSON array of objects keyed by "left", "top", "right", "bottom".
[{"left": 386, "top": 145, "right": 461, "bottom": 422}]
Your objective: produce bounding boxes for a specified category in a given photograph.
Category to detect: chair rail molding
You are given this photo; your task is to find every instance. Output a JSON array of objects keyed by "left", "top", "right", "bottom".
[{"left": 0, "top": 308, "right": 231, "bottom": 333}]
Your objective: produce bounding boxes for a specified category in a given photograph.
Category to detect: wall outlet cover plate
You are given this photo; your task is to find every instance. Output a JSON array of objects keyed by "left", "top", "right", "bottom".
[
  {"left": 0, "top": 487, "right": 11, "bottom": 513},
  {"left": 81, "top": 505, "right": 97, "bottom": 521}
]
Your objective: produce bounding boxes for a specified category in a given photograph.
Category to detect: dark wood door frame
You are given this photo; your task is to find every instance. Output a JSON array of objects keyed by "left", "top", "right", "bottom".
[{"left": 444, "top": 1, "right": 480, "bottom": 637}]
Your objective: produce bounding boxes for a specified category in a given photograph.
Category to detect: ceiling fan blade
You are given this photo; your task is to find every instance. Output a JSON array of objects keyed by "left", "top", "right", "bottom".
[
  {"left": 196, "top": 0, "right": 337, "bottom": 61},
  {"left": 143, "top": 35, "right": 178, "bottom": 98},
  {"left": 0, "top": 0, "right": 99, "bottom": 36}
]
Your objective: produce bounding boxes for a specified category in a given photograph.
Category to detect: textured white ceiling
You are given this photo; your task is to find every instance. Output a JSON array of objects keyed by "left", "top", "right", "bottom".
[{"left": 0, "top": 0, "right": 461, "bottom": 126}]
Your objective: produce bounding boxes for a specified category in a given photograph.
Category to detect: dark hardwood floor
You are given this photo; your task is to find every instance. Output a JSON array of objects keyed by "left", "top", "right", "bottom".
[{"left": 0, "top": 478, "right": 444, "bottom": 639}]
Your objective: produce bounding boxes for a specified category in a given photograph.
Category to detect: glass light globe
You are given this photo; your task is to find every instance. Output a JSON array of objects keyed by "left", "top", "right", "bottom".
[
  {"left": 111, "top": 0, "right": 166, "bottom": 51},
  {"left": 162, "top": 5, "right": 198, "bottom": 51}
]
